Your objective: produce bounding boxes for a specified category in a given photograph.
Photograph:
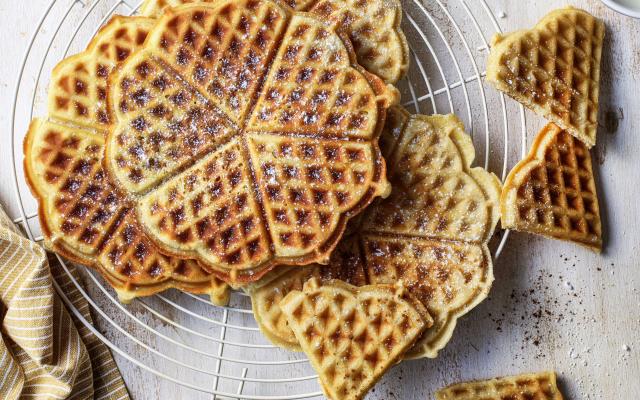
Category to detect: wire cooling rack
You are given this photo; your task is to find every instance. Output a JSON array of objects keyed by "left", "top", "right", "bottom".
[{"left": 10, "top": 0, "right": 527, "bottom": 398}]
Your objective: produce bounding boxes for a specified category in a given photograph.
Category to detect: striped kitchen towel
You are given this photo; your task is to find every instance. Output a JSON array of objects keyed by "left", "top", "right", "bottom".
[{"left": 0, "top": 205, "right": 130, "bottom": 399}]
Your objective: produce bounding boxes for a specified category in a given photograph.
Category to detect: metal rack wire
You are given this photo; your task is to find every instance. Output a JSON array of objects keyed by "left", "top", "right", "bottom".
[{"left": 10, "top": 0, "right": 527, "bottom": 398}]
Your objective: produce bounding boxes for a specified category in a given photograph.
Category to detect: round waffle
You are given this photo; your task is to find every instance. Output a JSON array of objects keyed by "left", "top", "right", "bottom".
[
  {"left": 104, "top": 0, "right": 394, "bottom": 284},
  {"left": 24, "top": 16, "right": 230, "bottom": 304}
]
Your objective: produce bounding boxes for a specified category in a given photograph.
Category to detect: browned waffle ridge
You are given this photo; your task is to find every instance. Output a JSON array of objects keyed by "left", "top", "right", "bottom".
[
  {"left": 104, "top": 0, "right": 393, "bottom": 284},
  {"left": 23, "top": 16, "right": 230, "bottom": 304},
  {"left": 139, "top": 0, "right": 409, "bottom": 84},
  {"left": 501, "top": 123, "right": 602, "bottom": 251},
  {"left": 436, "top": 371, "right": 564, "bottom": 400}
]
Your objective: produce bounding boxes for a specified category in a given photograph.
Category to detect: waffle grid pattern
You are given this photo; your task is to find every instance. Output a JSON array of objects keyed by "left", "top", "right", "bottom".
[
  {"left": 280, "top": 278, "right": 431, "bottom": 400},
  {"left": 49, "top": 16, "right": 153, "bottom": 131},
  {"left": 138, "top": 139, "right": 272, "bottom": 271},
  {"left": 24, "top": 16, "right": 230, "bottom": 303},
  {"left": 502, "top": 123, "right": 601, "bottom": 250},
  {"left": 250, "top": 237, "right": 367, "bottom": 350},
  {"left": 29, "top": 123, "right": 124, "bottom": 257},
  {"left": 310, "top": 0, "right": 407, "bottom": 83},
  {"left": 107, "top": 0, "right": 389, "bottom": 282},
  {"left": 487, "top": 7, "right": 604, "bottom": 147}
]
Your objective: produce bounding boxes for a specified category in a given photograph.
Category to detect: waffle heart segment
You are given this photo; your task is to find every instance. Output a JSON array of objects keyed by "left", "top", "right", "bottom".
[
  {"left": 105, "top": 51, "right": 236, "bottom": 193},
  {"left": 246, "top": 13, "right": 387, "bottom": 138},
  {"left": 105, "top": 0, "right": 392, "bottom": 284},
  {"left": 249, "top": 236, "right": 367, "bottom": 350},
  {"left": 24, "top": 16, "right": 230, "bottom": 304},
  {"left": 139, "top": 0, "right": 409, "bottom": 83},
  {"left": 361, "top": 113, "right": 500, "bottom": 244},
  {"left": 280, "top": 278, "right": 432, "bottom": 400},
  {"left": 436, "top": 371, "right": 564, "bottom": 400},
  {"left": 25, "top": 120, "right": 123, "bottom": 258},
  {"left": 142, "top": 0, "right": 288, "bottom": 124},
  {"left": 135, "top": 138, "right": 272, "bottom": 273},
  {"left": 245, "top": 134, "right": 384, "bottom": 258},
  {"left": 487, "top": 7, "right": 605, "bottom": 148},
  {"left": 249, "top": 108, "right": 501, "bottom": 358},
  {"left": 501, "top": 123, "right": 602, "bottom": 251}
]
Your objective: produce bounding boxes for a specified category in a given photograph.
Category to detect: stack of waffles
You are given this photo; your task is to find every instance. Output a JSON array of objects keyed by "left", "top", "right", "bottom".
[
  {"left": 24, "top": 16, "right": 232, "bottom": 305},
  {"left": 30, "top": 1, "right": 616, "bottom": 399},
  {"left": 26, "top": 0, "right": 398, "bottom": 306}
]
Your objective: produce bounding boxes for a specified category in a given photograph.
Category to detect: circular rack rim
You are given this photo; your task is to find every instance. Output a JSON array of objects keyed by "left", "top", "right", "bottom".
[{"left": 10, "top": 0, "right": 527, "bottom": 398}]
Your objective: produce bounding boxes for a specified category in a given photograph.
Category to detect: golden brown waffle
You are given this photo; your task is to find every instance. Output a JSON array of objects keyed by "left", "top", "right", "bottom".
[
  {"left": 501, "top": 123, "right": 602, "bottom": 251},
  {"left": 249, "top": 109, "right": 501, "bottom": 358},
  {"left": 309, "top": 0, "right": 408, "bottom": 84},
  {"left": 436, "top": 371, "right": 564, "bottom": 400},
  {"left": 249, "top": 236, "right": 367, "bottom": 350},
  {"left": 139, "top": 0, "right": 408, "bottom": 83},
  {"left": 280, "top": 278, "right": 432, "bottom": 400},
  {"left": 24, "top": 16, "right": 230, "bottom": 304},
  {"left": 486, "top": 7, "right": 604, "bottom": 148},
  {"left": 24, "top": 119, "right": 229, "bottom": 304},
  {"left": 360, "top": 112, "right": 501, "bottom": 359},
  {"left": 105, "top": 0, "right": 392, "bottom": 284}
]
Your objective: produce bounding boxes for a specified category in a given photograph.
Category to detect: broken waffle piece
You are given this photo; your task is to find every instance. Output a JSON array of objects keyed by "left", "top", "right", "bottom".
[
  {"left": 487, "top": 7, "right": 605, "bottom": 147},
  {"left": 435, "top": 371, "right": 564, "bottom": 400},
  {"left": 249, "top": 236, "right": 367, "bottom": 350},
  {"left": 280, "top": 278, "right": 432, "bottom": 400},
  {"left": 501, "top": 123, "right": 602, "bottom": 251}
]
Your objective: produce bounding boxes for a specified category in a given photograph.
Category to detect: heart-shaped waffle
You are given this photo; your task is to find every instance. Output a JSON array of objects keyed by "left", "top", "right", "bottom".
[
  {"left": 139, "top": 0, "right": 408, "bottom": 83},
  {"left": 487, "top": 7, "right": 605, "bottom": 148},
  {"left": 250, "top": 108, "right": 501, "bottom": 358},
  {"left": 24, "top": 16, "right": 229, "bottom": 304},
  {"left": 105, "top": 0, "right": 393, "bottom": 284},
  {"left": 280, "top": 278, "right": 432, "bottom": 400},
  {"left": 501, "top": 123, "right": 602, "bottom": 251}
]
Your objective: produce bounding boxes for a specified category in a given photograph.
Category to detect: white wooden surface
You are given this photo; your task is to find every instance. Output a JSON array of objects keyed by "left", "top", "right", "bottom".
[{"left": 1, "top": 0, "right": 639, "bottom": 399}]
